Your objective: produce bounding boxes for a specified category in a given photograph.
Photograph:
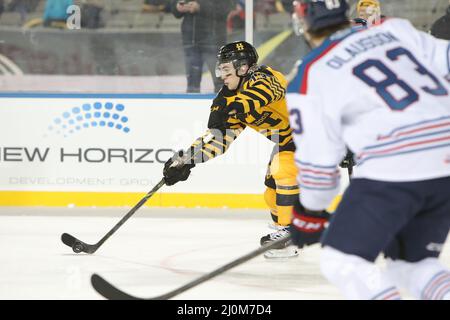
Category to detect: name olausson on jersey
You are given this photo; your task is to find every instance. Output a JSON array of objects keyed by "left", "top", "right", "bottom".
[{"left": 326, "top": 31, "right": 399, "bottom": 69}]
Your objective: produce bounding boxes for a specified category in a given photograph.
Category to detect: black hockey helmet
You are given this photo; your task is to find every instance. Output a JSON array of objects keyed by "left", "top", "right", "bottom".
[
  {"left": 217, "top": 41, "right": 259, "bottom": 70},
  {"left": 296, "top": 0, "right": 349, "bottom": 32}
]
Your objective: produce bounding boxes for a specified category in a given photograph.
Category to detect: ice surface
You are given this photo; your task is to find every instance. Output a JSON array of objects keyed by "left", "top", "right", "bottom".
[{"left": 0, "top": 207, "right": 448, "bottom": 300}]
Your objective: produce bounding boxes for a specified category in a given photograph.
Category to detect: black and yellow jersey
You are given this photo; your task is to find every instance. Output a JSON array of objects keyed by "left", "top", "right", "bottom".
[{"left": 189, "top": 65, "right": 294, "bottom": 164}]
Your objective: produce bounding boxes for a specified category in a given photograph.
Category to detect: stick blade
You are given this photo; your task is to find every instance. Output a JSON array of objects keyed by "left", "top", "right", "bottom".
[
  {"left": 61, "top": 233, "right": 77, "bottom": 248},
  {"left": 91, "top": 274, "right": 144, "bottom": 300},
  {"left": 61, "top": 233, "right": 96, "bottom": 254}
]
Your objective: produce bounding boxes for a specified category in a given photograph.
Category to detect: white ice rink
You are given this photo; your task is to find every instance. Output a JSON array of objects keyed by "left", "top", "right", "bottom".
[{"left": 1, "top": 207, "right": 449, "bottom": 300}]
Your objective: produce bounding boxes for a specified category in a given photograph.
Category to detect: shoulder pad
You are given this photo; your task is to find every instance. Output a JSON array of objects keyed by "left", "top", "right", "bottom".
[{"left": 247, "top": 65, "right": 274, "bottom": 82}]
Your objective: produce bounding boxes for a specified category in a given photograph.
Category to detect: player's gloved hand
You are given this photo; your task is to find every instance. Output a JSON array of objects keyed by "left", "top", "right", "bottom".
[
  {"left": 289, "top": 199, "right": 331, "bottom": 248},
  {"left": 339, "top": 150, "right": 355, "bottom": 169},
  {"left": 208, "top": 95, "right": 230, "bottom": 132},
  {"left": 163, "top": 150, "right": 195, "bottom": 186}
]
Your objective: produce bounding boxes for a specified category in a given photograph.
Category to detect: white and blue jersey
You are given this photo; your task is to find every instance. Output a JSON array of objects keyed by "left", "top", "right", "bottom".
[{"left": 287, "top": 18, "right": 450, "bottom": 211}]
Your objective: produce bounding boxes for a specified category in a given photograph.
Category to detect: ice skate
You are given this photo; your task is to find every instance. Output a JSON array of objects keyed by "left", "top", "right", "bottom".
[{"left": 260, "top": 224, "right": 299, "bottom": 259}]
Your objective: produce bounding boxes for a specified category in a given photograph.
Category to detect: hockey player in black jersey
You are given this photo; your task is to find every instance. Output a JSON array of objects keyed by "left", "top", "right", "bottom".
[{"left": 163, "top": 41, "right": 300, "bottom": 259}]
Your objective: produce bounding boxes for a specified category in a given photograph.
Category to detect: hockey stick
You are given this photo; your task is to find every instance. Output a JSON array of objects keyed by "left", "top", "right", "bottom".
[
  {"left": 61, "top": 178, "right": 166, "bottom": 254},
  {"left": 60, "top": 131, "right": 222, "bottom": 254},
  {"left": 347, "top": 164, "right": 353, "bottom": 177},
  {"left": 91, "top": 235, "right": 292, "bottom": 300}
]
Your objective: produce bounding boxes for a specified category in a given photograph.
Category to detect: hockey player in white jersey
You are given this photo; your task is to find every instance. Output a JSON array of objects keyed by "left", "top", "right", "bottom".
[{"left": 288, "top": 0, "right": 450, "bottom": 300}]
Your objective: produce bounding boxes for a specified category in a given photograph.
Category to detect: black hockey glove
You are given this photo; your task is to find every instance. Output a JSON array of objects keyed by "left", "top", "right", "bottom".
[
  {"left": 289, "top": 199, "right": 331, "bottom": 248},
  {"left": 207, "top": 95, "right": 230, "bottom": 132},
  {"left": 163, "top": 150, "right": 195, "bottom": 186}
]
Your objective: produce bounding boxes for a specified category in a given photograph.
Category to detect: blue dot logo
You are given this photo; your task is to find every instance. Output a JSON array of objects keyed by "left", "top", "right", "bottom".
[{"left": 48, "top": 102, "right": 131, "bottom": 137}]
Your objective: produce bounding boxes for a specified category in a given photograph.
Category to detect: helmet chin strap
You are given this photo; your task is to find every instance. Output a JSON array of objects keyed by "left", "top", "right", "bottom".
[
  {"left": 234, "top": 68, "right": 246, "bottom": 90},
  {"left": 235, "top": 63, "right": 256, "bottom": 90},
  {"left": 237, "top": 75, "right": 245, "bottom": 90}
]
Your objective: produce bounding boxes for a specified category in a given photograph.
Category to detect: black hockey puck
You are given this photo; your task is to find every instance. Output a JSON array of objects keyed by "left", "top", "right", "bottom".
[{"left": 72, "top": 242, "right": 84, "bottom": 253}]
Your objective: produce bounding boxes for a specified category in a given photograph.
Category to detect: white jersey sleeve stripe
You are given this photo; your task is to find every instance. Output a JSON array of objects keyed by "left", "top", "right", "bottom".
[
  {"left": 363, "top": 122, "right": 450, "bottom": 151},
  {"left": 296, "top": 160, "right": 338, "bottom": 169},
  {"left": 358, "top": 141, "right": 450, "bottom": 165},
  {"left": 359, "top": 136, "right": 450, "bottom": 159},
  {"left": 374, "top": 126, "right": 450, "bottom": 147},
  {"left": 301, "top": 174, "right": 339, "bottom": 181},
  {"left": 377, "top": 116, "right": 450, "bottom": 140},
  {"left": 359, "top": 129, "right": 450, "bottom": 157},
  {"left": 298, "top": 162, "right": 340, "bottom": 191},
  {"left": 356, "top": 117, "right": 450, "bottom": 164},
  {"left": 362, "top": 129, "right": 450, "bottom": 154},
  {"left": 297, "top": 164, "right": 340, "bottom": 177}
]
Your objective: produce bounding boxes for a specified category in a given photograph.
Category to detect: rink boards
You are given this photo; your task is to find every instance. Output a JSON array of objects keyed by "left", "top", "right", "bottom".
[{"left": 0, "top": 93, "right": 347, "bottom": 209}]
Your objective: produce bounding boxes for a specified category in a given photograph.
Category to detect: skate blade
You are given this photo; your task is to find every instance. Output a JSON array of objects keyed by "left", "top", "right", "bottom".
[{"left": 263, "top": 247, "right": 299, "bottom": 260}]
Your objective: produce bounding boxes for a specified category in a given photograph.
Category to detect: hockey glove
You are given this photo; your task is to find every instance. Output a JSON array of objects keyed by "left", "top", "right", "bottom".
[
  {"left": 289, "top": 199, "right": 331, "bottom": 248},
  {"left": 207, "top": 95, "right": 230, "bottom": 132},
  {"left": 163, "top": 150, "right": 195, "bottom": 186}
]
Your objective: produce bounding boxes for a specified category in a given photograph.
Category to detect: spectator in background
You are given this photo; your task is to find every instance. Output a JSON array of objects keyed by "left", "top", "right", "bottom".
[
  {"left": 81, "top": 0, "right": 105, "bottom": 29},
  {"left": 143, "top": 0, "right": 171, "bottom": 13},
  {"left": 280, "top": 0, "right": 294, "bottom": 13},
  {"left": 0, "top": 0, "right": 4, "bottom": 19},
  {"left": 43, "top": 0, "right": 73, "bottom": 27},
  {"left": 257, "top": 0, "right": 280, "bottom": 28},
  {"left": 227, "top": 0, "right": 245, "bottom": 33},
  {"left": 430, "top": 0, "right": 450, "bottom": 40},
  {"left": 6, "top": 0, "right": 28, "bottom": 25},
  {"left": 172, "top": 0, "right": 234, "bottom": 93},
  {"left": 142, "top": 0, "right": 171, "bottom": 29}
]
